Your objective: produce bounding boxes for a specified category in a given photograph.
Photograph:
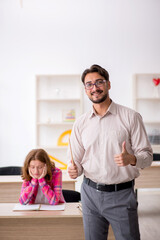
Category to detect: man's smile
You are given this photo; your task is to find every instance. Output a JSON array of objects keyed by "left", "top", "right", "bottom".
[{"left": 91, "top": 90, "right": 103, "bottom": 96}]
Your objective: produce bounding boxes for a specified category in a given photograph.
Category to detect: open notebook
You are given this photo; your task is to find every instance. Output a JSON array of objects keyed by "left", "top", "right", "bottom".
[{"left": 13, "top": 203, "right": 65, "bottom": 211}]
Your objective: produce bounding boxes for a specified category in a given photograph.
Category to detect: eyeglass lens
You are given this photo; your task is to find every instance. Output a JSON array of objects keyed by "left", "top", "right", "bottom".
[{"left": 85, "top": 79, "right": 106, "bottom": 89}]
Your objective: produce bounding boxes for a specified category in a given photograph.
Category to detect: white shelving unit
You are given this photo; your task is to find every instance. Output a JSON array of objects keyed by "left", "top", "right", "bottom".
[
  {"left": 36, "top": 75, "right": 83, "bottom": 168},
  {"left": 133, "top": 73, "right": 160, "bottom": 153}
]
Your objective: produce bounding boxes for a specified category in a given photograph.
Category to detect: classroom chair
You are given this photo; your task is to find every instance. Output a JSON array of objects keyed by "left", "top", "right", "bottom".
[
  {"left": 153, "top": 153, "right": 160, "bottom": 161},
  {"left": 0, "top": 166, "right": 22, "bottom": 175},
  {"left": 62, "top": 189, "right": 81, "bottom": 202}
]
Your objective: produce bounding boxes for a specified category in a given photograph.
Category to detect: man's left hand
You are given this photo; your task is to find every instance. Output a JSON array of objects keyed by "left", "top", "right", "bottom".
[{"left": 114, "top": 141, "right": 136, "bottom": 167}]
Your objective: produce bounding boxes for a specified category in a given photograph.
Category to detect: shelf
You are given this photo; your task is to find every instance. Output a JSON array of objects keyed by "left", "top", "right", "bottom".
[
  {"left": 135, "top": 98, "right": 160, "bottom": 101},
  {"left": 37, "top": 98, "right": 81, "bottom": 102},
  {"left": 37, "top": 122, "right": 74, "bottom": 126},
  {"left": 144, "top": 122, "right": 160, "bottom": 125},
  {"left": 37, "top": 145, "right": 67, "bottom": 150},
  {"left": 36, "top": 74, "right": 83, "bottom": 166},
  {"left": 133, "top": 73, "right": 160, "bottom": 153},
  {"left": 133, "top": 73, "right": 160, "bottom": 99}
]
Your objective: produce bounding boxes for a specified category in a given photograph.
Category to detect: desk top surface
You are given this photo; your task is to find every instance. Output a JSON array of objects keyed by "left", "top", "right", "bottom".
[
  {"left": 0, "top": 171, "right": 77, "bottom": 183},
  {"left": 151, "top": 161, "right": 160, "bottom": 166},
  {"left": 0, "top": 203, "right": 82, "bottom": 219}
]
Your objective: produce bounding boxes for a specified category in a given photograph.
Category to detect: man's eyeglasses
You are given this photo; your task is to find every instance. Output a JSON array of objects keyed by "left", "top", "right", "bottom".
[{"left": 84, "top": 79, "right": 106, "bottom": 90}]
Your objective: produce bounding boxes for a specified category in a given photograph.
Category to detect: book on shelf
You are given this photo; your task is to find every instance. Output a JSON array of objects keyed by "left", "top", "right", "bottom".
[
  {"left": 13, "top": 203, "right": 65, "bottom": 211},
  {"left": 62, "top": 109, "right": 75, "bottom": 122}
]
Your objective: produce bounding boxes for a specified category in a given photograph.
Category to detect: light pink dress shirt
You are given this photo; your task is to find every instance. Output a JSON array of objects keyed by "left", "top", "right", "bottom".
[{"left": 67, "top": 101, "right": 153, "bottom": 184}]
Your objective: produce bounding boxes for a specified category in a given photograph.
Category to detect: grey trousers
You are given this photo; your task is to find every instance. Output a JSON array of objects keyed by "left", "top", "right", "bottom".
[{"left": 81, "top": 181, "right": 140, "bottom": 240}]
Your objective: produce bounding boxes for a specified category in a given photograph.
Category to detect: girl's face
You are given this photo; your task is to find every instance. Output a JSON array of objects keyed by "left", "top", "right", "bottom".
[{"left": 29, "top": 159, "right": 45, "bottom": 179}]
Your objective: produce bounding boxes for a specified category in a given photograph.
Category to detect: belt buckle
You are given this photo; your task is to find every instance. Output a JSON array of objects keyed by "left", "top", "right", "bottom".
[
  {"left": 96, "top": 183, "right": 100, "bottom": 191},
  {"left": 96, "top": 183, "right": 106, "bottom": 192}
]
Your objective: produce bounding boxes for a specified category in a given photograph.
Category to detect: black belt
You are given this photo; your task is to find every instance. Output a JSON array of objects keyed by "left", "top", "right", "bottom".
[{"left": 84, "top": 176, "right": 134, "bottom": 192}]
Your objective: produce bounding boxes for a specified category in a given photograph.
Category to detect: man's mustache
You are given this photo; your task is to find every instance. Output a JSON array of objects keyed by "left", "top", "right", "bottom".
[{"left": 91, "top": 89, "right": 103, "bottom": 95}]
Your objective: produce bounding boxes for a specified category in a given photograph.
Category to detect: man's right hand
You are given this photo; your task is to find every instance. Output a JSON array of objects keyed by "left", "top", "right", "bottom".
[{"left": 67, "top": 163, "right": 78, "bottom": 179}]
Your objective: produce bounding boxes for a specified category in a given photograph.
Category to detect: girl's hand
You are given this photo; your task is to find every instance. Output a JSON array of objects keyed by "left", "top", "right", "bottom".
[
  {"left": 38, "top": 164, "right": 47, "bottom": 179},
  {"left": 29, "top": 167, "right": 37, "bottom": 179}
]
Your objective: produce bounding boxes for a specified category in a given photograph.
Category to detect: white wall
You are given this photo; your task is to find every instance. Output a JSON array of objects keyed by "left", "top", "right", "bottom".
[{"left": 0, "top": 0, "right": 160, "bottom": 167}]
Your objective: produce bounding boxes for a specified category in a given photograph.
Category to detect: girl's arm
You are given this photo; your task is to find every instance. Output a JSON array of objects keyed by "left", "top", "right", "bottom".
[
  {"left": 38, "top": 168, "right": 65, "bottom": 205},
  {"left": 19, "top": 178, "right": 39, "bottom": 205}
]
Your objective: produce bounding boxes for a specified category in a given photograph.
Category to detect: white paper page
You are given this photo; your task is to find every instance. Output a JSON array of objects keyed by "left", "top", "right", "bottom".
[
  {"left": 13, "top": 203, "right": 40, "bottom": 211},
  {"left": 40, "top": 203, "right": 65, "bottom": 211}
]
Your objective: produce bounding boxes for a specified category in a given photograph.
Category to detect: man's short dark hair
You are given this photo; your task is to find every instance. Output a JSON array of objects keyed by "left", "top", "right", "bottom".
[{"left": 81, "top": 64, "right": 109, "bottom": 84}]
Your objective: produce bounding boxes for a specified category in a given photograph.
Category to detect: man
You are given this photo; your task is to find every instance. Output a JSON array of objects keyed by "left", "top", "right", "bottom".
[{"left": 67, "top": 64, "right": 153, "bottom": 240}]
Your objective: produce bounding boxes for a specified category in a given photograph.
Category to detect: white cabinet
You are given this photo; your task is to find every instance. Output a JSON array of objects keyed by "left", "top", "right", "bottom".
[
  {"left": 36, "top": 75, "right": 83, "bottom": 168},
  {"left": 133, "top": 74, "right": 160, "bottom": 153}
]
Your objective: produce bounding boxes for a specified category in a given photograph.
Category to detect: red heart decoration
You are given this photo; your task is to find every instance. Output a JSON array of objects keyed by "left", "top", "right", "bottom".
[{"left": 153, "top": 78, "right": 160, "bottom": 86}]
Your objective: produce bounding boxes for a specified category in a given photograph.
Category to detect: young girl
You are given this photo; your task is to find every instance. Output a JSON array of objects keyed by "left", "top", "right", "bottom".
[{"left": 19, "top": 148, "right": 65, "bottom": 205}]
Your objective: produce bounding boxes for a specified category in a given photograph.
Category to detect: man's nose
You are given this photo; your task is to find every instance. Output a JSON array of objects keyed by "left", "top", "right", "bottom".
[{"left": 92, "top": 84, "right": 99, "bottom": 90}]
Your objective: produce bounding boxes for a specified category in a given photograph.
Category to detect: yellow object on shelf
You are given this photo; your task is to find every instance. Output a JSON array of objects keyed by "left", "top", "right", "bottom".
[
  {"left": 49, "top": 155, "right": 67, "bottom": 170},
  {"left": 57, "top": 129, "right": 72, "bottom": 146}
]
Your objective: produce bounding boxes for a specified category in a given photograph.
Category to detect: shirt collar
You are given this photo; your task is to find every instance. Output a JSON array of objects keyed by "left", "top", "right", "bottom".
[
  {"left": 108, "top": 101, "right": 117, "bottom": 115},
  {"left": 89, "top": 108, "right": 95, "bottom": 118},
  {"left": 89, "top": 100, "right": 117, "bottom": 119}
]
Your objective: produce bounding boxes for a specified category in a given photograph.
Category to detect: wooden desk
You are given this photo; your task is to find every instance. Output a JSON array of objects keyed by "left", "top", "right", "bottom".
[
  {"left": 0, "top": 203, "right": 114, "bottom": 240},
  {"left": 0, "top": 203, "right": 84, "bottom": 240},
  {"left": 62, "top": 171, "right": 77, "bottom": 190},
  {"left": 0, "top": 172, "right": 76, "bottom": 203},
  {"left": 135, "top": 161, "right": 160, "bottom": 189}
]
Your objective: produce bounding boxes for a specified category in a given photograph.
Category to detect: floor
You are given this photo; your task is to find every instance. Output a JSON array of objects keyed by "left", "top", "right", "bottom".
[
  {"left": 138, "top": 189, "right": 160, "bottom": 240},
  {"left": 109, "top": 189, "right": 160, "bottom": 240}
]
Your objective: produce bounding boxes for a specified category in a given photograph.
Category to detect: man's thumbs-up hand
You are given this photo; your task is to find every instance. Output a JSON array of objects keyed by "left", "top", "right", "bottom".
[
  {"left": 122, "top": 141, "right": 127, "bottom": 154},
  {"left": 114, "top": 141, "right": 136, "bottom": 167}
]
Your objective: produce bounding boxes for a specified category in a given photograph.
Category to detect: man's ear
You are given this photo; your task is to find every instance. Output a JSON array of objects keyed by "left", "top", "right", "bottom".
[{"left": 107, "top": 81, "right": 111, "bottom": 90}]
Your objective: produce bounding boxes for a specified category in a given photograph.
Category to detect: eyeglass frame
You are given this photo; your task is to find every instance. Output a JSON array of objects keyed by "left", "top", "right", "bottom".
[{"left": 84, "top": 79, "right": 107, "bottom": 90}]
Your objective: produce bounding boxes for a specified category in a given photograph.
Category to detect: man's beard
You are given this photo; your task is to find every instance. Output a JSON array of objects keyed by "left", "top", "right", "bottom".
[{"left": 89, "top": 90, "right": 108, "bottom": 104}]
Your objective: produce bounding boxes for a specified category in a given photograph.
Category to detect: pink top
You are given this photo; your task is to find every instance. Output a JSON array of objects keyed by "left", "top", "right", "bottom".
[{"left": 19, "top": 167, "right": 65, "bottom": 205}]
